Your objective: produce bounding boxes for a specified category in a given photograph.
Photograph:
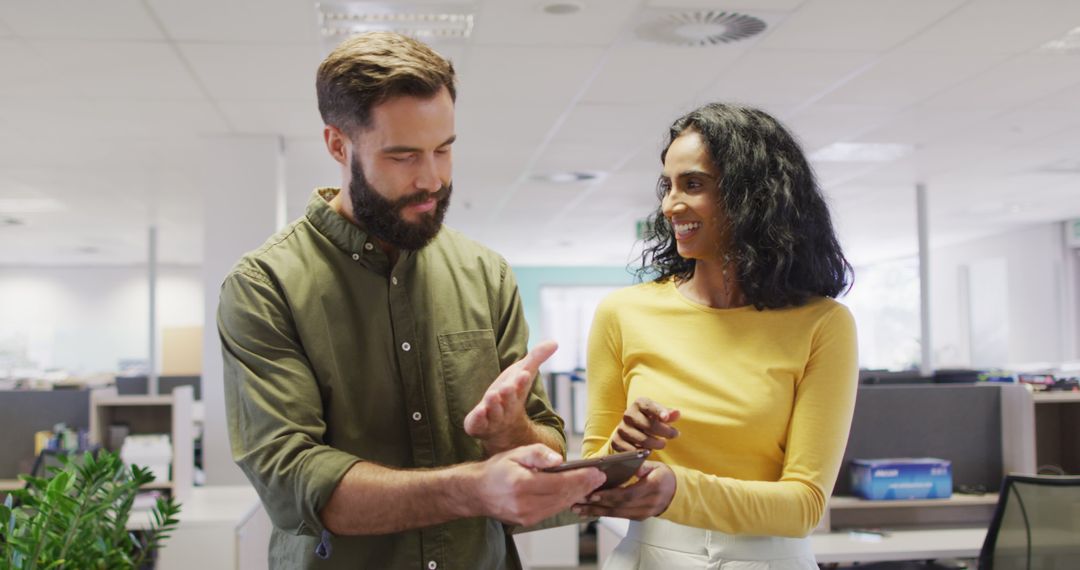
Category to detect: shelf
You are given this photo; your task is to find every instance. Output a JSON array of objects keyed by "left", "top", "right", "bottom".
[
  {"left": 91, "top": 394, "right": 175, "bottom": 407},
  {"left": 830, "top": 494, "right": 998, "bottom": 510},
  {"left": 1033, "top": 391, "right": 1080, "bottom": 403},
  {"left": 0, "top": 478, "right": 23, "bottom": 492}
]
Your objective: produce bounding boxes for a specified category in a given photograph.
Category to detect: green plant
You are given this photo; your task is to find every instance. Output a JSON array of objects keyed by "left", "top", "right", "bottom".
[{"left": 0, "top": 451, "right": 180, "bottom": 569}]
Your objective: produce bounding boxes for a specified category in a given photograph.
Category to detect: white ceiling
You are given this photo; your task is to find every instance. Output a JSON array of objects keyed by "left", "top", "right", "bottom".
[{"left": 0, "top": 0, "right": 1078, "bottom": 267}]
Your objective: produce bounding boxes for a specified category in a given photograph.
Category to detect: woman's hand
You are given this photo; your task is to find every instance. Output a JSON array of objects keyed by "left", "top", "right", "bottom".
[
  {"left": 571, "top": 461, "right": 676, "bottom": 520},
  {"left": 610, "top": 397, "right": 681, "bottom": 452}
]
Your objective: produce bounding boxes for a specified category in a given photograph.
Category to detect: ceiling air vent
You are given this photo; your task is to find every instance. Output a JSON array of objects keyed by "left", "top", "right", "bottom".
[{"left": 636, "top": 10, "right": 767, "bottom": 47}]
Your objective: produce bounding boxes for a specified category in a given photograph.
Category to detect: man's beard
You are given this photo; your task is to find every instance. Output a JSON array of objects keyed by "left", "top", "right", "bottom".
[{"left": 349, "top": 156, "right": 451, "bottom": 251}]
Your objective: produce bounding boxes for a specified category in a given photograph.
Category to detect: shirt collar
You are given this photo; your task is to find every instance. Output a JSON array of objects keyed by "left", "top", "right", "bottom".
[
  {"left": 305, "top": 187, "right": 373, "bottom": 256},
  {"left": 305, "top": 187, "right": 418, "bottom": 269}
]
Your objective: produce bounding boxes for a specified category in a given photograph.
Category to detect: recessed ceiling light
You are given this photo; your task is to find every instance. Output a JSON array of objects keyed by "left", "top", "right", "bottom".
[
  {"left": 317, "top": 2, "right": 475, "bottom": 41},
  {"left": 809, "top": 142, "right": 913, "bottom": 163},
  {"left": 1040, "top": 25, "right": 1080, "bottom": 52},
  {"left": 531, "top": 171, "right": 605, "bottom": 184},
  {"left": 541, "top": 2, "right": 582, "bottom": 15},
  {"left": 0, "top": 198, "right": 64, "bottom": 213}
]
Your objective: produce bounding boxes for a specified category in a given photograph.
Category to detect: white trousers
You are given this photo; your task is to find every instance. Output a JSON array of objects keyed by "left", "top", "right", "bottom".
[{"left": 603, "top": 518, "right": 818, "bottom": 570}]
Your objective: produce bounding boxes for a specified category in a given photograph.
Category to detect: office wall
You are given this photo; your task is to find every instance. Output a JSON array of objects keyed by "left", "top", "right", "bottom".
[
  {"left": 930, "top": 221, "right": 1074, "bottom": 368},
  {"left": 511, "top": 265, "right": 638, "bottom": 345},
  {"left": 0, "top": 264, "right": 202, "bottom": 375}
]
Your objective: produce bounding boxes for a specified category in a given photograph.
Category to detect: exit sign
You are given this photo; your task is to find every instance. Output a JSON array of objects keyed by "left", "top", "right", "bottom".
[{"left": 635, "top": 219, "right": 655, "bottom": 240}]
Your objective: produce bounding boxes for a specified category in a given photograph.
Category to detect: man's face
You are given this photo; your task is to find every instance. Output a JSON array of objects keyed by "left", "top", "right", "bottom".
[
  {"left": 349, "top": 155, "right": 451, "bottom": 251},
  {"left": 348, "top": 86, "right": 455, "bottom": 250}
]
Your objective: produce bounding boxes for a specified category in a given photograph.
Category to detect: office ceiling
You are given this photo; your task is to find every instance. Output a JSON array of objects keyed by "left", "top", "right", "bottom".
[{"left": 0, "top": 0, "right": 1078, "bottom": 266}]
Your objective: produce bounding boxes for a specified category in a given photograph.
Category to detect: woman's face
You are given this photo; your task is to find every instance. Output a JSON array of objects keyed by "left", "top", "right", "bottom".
[{"left": 660, "top": 130, "right": 728, "bottom": 263}]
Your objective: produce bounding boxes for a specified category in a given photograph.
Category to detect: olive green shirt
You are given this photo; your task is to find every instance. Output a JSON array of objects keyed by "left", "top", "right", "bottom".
[{"left": 218, "top": 188, "right": 566, "bottom": 569}]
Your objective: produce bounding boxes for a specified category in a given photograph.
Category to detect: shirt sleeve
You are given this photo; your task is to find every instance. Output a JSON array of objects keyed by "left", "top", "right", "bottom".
[
  {"left": 218, "top": 267, "right": 360, "bottom": 536},
  {"left": 661, "top": 304, "right": 859, "bottom": 537},
  {"left": 581, "top": 296, "right": 624, "bottom": 459},
  {"left": 495, "top": 261, "right": 567, "bottom": 455}
]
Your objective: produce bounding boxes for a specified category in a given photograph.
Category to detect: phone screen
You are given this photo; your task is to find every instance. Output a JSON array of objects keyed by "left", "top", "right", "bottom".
[{"left": 542, "top": 449, "right": 650, "bottom": 490}]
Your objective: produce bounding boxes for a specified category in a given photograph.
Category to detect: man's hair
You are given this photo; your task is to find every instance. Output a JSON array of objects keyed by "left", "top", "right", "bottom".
[
  {"left": 637, "top": 102, "right": 853, "bottom": 309},
  {"left": 316, "top": 32, "right": 457, "bottom": 134}
]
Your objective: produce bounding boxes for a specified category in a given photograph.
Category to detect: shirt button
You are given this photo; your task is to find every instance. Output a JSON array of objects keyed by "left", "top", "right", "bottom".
[
  {"left": 351, "top": 253, "right": 359, "bottom": 261},
  {"left": 428, "top": 562, "right": 437, "bottom": 570},
  {"left": 364, "top": 242, "right": 374, "bottom": 251},
  {"left": 401, "top": 342, "right": 411, "bottom": 352},
  {"left": 412, "top": 411, "right": 422, "bottom": 422},
  {"left": 391, "top": 276, "right": 398, "bottom": 285}
]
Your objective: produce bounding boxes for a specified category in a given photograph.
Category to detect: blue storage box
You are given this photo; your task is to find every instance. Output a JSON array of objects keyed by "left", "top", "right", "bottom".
[{"left": 850, "top": 458, "right": 952, "bottom": 500}]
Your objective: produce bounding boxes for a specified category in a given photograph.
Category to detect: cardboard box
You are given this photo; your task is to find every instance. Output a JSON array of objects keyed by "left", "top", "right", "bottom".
[{"left": 851, "top": 458, "right": 952, "bottom": 500}]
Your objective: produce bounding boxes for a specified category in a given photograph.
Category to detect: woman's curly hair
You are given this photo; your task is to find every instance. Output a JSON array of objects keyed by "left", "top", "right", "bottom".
[{"left": 637, "top": 103, "right": 852, "bottom": 309}]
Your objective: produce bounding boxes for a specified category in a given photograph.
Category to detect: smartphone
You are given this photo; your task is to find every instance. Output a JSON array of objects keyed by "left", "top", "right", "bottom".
[{"left": 542, "top": 449, "right": 651, "bottom": 490}]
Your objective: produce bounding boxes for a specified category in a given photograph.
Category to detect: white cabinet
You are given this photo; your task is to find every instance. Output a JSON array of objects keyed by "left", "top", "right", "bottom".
[
  {"left": 144, "top": 486, "right": 270, "bottom": 570},
  {"left": 89, "top": 386, "right": 194, "bottom": 501}
]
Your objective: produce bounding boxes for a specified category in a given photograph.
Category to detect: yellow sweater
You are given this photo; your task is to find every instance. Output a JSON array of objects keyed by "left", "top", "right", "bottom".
[{"left": 583, "top": 280, "right": 858, "bottom": 537}]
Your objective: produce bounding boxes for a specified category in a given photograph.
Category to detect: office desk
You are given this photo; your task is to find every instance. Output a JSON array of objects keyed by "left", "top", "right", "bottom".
[
  {"left": 128, "top": 486, "right": 271, "bottom": 570},
  {"left": 597, "top": 518, "right": 987, "bottom": 565},
  {"left": 812, "top": 527, "right": 986, "bottom": 564}
]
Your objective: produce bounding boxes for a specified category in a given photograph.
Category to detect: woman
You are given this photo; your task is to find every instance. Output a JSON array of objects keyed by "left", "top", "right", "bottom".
[{"left": 575, "top": 103, "right": 858, "bottom": 569}]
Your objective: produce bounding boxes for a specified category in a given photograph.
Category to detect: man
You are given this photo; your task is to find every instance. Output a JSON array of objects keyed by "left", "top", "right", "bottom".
[{"left": 217, "top": 32, "right": 603, "bottom": 569}]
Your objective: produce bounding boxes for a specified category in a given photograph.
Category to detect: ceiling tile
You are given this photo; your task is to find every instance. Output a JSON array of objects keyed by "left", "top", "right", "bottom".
[
  {"left": 922, "top": 54, "right": 1080, "bottom": 109},
  {"left": 819, "top": 52, "right": 1007, "bottom": 107},
  {"left": 582, "top": 43, "right": 745, "bottom": 105},
  {"left": 146, "top": 0, "right": 320, "bottom": 43},
  {"left": 646, "top": 0, "right": 807, "bottom": 9},
  {"left": 0, "top": 0, "right": 164, "bottom": 40},
  {"left": 783, "top": 104, "right": 901, "bottom": 150},
  {"left": 551, "top": 103, "right": 677, "bottom": 153},
  {"left": 902, "top": 0, "right": 1080, "bottom": 54},
  {"left": 460, "top": 45, "right": 605, "bottom": 107},
  {"left": 4, "top": 40, "right": 203, "bottom": 99},
  {"left": 758, "top": 0, "right": 966, "bottom": 51},
  {"left": 471, "top": 0, "right": 638, "bottom": 46},
  {"left": 217, "top": 98, "right": 322, "bottom": 137},
  {"left": 857, "top": 105, "right": 999, "bottom": 147},
  {"left": 532, "top": 142, "right": 639, "bottom": 176},
  {"left": 0, "top": 98, "right": 228, "bottom": 139},
  {"left": 178, "top": 43, "right": 324, "bottom": 100},
  {"left": 701, "top": 49, "right": 877, "bottom": 106},
  {"left": 455, "top": 102, "right": 566, "bottom": 147}
]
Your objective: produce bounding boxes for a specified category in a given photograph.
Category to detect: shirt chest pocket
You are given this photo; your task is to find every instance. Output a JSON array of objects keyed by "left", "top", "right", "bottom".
[{"left": 438, "top": 329, "right": 501, "bottom": 430}]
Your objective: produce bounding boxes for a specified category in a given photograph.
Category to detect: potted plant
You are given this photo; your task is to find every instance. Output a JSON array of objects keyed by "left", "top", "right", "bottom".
[{"left": 0, "top": 451, "right": 180, "bottom": 569}]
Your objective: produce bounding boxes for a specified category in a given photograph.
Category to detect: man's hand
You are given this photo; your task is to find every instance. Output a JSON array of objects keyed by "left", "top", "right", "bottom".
[
  {"left": 570, "top": 461, "right": 676, "bottom": 520},
  {"left": 464, "top": 340, "right": 558, "bottom": 454},
  {"left": 610, "top": 397, "right": 681, "bottom": 452},
  {"left": 474, "top": 444, "right": 606, "bottom": 527}
]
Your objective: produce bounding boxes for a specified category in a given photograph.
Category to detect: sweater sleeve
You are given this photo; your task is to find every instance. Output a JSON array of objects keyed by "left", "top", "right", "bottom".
[
  {"left": 581, "top": 296, "right": 625, "bottom": 459},
  {"left": 661, "top": 304, "right": 859, "bottom": 537}
]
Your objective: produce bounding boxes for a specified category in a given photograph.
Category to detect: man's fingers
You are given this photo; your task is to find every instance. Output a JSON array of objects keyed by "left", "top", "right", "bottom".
[
  {"left": 508, "top": 443, "right": 563, "bottom": 469},
  {"left": 519, "top": 340, "right": 558, "bottom": 372}
]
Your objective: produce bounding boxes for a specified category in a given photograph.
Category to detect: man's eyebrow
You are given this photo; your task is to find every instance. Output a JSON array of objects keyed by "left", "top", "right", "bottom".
[{"left": 381, "top": 135, "right": 457, "bottom": 154}]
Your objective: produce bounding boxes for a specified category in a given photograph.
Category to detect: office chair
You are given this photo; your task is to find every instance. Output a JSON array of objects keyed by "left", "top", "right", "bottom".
[{"left": 978, "top": 474, "right": 1080, "bottom": 569}]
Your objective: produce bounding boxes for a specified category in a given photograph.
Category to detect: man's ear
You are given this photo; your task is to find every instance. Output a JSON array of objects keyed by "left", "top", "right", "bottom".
[{"left": 323, "top": 125, "right": 349, "bottom": 166}]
